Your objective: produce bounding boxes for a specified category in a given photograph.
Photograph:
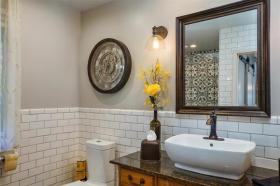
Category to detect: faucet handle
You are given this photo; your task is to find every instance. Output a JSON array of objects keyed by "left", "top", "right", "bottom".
[
  {"left": 206, "top": 118, "right": 214, "bottom": 125},
  {"left": 206, "top": 110, "right": 216, "bottom": 125}
]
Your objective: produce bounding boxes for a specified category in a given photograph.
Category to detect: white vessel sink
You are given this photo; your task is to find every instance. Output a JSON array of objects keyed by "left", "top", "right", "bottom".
[{"left": 165, "top": 134, "right": 256, "bottom": 180}]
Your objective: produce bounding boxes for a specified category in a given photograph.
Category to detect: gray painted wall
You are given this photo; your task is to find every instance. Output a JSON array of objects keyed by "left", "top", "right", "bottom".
[
  {"left": 20, "top": 0, "right": 280, "bottom": 115},
  {"left": 79, "top": 0, "right": 280, "bottom": 114},
  {"left": 21, "top": 0, "right": 81, "bottom": 108}
]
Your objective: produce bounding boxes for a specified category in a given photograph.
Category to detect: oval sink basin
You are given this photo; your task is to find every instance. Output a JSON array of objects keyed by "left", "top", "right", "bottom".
[{"left": 165, "top": 134, "right": 256, "bottom": 180}]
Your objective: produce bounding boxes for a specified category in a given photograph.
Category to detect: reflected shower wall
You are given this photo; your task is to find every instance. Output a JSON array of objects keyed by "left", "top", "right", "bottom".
[
  {"left": 185, "top": 50, "right": 219, "bottom": 106},
  {"left": 183, "top": 9, "right": 258, "bottom": 107},
  {"left": 218, "top": 24, "right": 257, "bottom": 106}
]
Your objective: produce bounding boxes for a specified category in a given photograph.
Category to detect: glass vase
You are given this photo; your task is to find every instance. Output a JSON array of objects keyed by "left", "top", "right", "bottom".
[{"left": 150, "top": 109, "right": 161, "bottom": 141}]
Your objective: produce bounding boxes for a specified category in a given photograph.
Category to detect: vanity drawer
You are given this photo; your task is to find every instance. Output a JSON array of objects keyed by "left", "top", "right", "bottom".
[
  {"left": 158, "top": 178, "right": 184, "bottom": 186},
  {"left": 158, "top": 177, "right": 203, "bottom": 186},
  {"left": 120, "top": 168, "right": 155, "bottom": 186}
]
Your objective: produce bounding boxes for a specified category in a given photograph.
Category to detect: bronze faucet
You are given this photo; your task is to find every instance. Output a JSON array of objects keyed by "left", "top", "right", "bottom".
[{"left": 203, "top": 111, "right": 224, "bottom": 141}]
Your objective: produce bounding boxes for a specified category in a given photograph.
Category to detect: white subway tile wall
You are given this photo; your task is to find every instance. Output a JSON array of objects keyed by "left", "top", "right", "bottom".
[
  {"left": 1, "top": 107, "right": 280, "bottom": 186},
  {"left": 1, "top": 108, "right": 81, "bottom": 186},
  {"left": 79, "top": 108, "right": 280, "bottom": 171}
]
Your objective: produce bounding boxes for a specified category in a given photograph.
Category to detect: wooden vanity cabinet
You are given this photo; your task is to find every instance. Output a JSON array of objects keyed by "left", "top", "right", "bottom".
[
  {"left": 112, "top": 151, "right": 278, "bottom": 186},
  {"left": 119, "top": 167, "right": 199, "bottom": 186},
  {"left": 119, "top": 167, "right": 155, "bottom": 186}
]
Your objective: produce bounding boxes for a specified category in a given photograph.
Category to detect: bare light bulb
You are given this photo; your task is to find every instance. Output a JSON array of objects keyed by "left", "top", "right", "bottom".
[{"left": 190, "top": 44, "right": 197, "bottom": 48}]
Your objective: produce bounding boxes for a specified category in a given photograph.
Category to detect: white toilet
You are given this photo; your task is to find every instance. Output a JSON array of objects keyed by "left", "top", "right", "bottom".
[{"left": 63, "top": 139, "right": 115, "bottom": 186}]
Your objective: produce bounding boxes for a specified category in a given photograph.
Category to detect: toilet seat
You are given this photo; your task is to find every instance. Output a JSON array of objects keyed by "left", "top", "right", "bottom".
[{"left": 63, "top": 181, "right": 109, "bottom": 186}]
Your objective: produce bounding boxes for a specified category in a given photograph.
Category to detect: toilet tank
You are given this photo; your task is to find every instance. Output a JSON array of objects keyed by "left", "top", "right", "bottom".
[{"left": 86, "top": 139, "right": 115, "bottom": 184}]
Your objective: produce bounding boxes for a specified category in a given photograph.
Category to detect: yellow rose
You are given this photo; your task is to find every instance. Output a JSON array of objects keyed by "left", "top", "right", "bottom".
[{"left": 144, "top": 84, "right": 161, "bottom": 96}]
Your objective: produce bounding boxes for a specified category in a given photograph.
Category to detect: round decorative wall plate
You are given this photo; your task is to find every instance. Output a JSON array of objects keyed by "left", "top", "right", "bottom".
[{"left": 87, "top": 38, "right": 132, "bottom": 93}]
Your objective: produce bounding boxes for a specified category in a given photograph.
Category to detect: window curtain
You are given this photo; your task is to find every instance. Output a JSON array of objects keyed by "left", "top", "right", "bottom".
[{"left": 0, "top": 0, "right": 21, "bottom": 152}]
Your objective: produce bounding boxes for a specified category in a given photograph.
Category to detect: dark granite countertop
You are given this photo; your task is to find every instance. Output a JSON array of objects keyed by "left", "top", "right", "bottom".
[{"left": 110, "top": 151, "right": 278, "bottom": 186}]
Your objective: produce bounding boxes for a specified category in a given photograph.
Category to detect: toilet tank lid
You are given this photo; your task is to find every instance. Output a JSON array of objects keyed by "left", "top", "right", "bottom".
[{"left": 86, "top": 139, "right": 115, "bottom": 150}]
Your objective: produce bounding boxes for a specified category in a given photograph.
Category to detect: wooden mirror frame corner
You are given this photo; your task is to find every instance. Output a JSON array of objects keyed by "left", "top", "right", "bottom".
[{"left": 176, "top": 0, "right": 270, "bottom": 117}]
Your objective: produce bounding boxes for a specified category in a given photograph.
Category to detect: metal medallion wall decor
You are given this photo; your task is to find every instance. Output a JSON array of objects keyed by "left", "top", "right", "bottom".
[{"left": 88, "top": 38, "right": 132, "bottom": 93}]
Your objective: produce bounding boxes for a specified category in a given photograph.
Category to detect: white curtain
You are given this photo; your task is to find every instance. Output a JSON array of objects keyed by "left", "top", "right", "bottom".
[{"left": 0, "top": 0, "right": 21, "bottom": 152}]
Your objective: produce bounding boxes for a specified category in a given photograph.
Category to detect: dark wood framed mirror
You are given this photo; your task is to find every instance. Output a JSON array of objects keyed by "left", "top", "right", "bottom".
[{"left": 176, "top": 0, "right": 270, "bottom": 117}]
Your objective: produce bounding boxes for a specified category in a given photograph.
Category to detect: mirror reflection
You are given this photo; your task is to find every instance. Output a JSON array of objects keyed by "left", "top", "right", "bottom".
[{"left": 184, "top": 9, "right": 258, "bottom": 107}]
